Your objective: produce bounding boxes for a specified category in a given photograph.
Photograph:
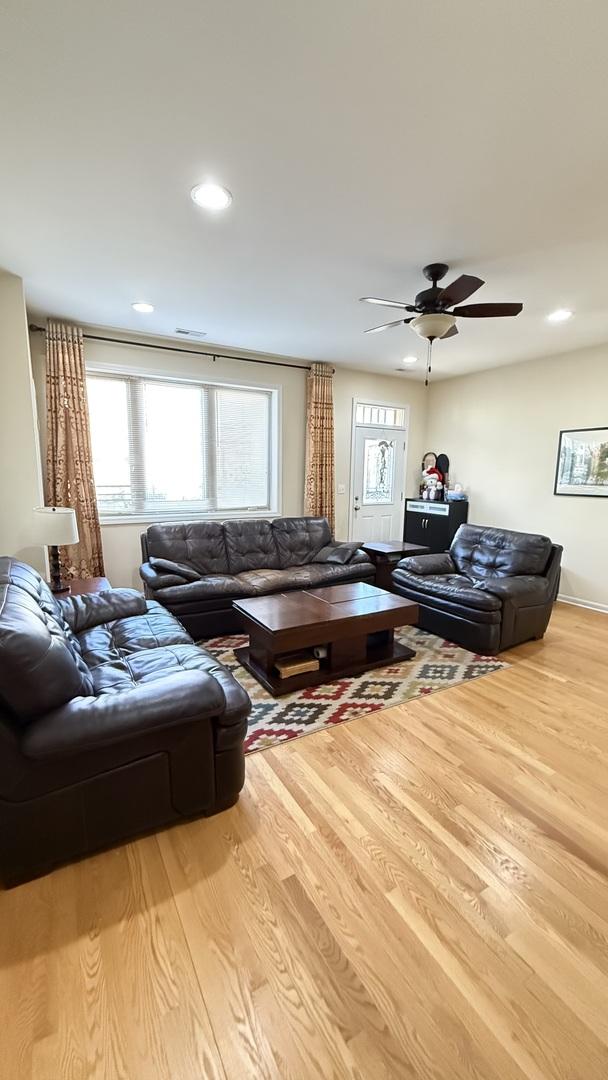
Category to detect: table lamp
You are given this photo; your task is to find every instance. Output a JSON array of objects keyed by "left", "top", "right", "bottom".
[{"left": 32, "top": 506, "right": 79, "bottom": 592}]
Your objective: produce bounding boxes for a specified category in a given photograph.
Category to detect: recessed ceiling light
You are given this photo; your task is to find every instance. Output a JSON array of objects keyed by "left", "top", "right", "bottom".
[
  {"left": 191, "top": 182, "right": 233, "bottom": 211},
  {"left": 401, "top": 356, "right": 417, "bottom": 364},
  {"left": 132, "top": 301, "right": 154, "bottom": 313},
  {"left": 546, "top": 308, "right": 573, "bottom": 323}
]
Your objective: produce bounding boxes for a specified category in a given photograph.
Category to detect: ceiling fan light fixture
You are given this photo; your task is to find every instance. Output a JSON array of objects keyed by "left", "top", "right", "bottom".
[{"left": 410, "top": 313, "right": 456, "bottom": 340}]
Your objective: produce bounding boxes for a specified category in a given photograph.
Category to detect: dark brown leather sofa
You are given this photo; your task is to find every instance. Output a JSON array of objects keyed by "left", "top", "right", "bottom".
[
  {"left": 391, "top": 524, "right": 562, "bottom": 654},
  {"left": 140, "top": 516, "right": 374, "bottom": 637},
  {"left": 0, "top": 558, "right": 250, "bottom": 887}
]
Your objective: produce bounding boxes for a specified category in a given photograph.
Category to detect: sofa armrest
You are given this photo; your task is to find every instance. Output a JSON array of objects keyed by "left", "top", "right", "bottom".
[
  {"left": 313, "top": 542, "right": 365, "bottom": 565},
  {"left": 21, "top": 670, "right": 226, "bottom": 759},
  {"left": 59, "top": 588, "right": 147, "bottom": 633},
  {"left": 396, "top": 552, "right": 456, "bottom": 575},
  {"left": 477, "top": 575, "right": 552, "bottom": 607},
  {"left": 349, "top": 549, "right": 374, "bottom": 566},
  {"left": 149, "top": 556, "right": 200, "bottom": 581},
  {"left": 140, "top": 561, "right": 187, "bottom": 591}
]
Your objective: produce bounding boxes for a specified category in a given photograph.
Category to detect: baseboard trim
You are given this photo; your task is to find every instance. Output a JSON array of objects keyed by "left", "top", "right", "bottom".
[{"left": 558, "top": 593, "right": 608, "bottom": 614}]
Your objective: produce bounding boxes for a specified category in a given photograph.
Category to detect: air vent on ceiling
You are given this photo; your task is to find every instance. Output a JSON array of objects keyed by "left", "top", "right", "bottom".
[{"left": 175, "top": 327, "right": 207, "bottom": 338}]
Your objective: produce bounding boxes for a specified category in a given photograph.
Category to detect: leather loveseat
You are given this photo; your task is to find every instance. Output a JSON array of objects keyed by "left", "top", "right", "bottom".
[
  {"left": 140, "top": 516, "right": 374, "bottom": 637},
  {"left": 391, "top": 524, "right": 562, "bottom": 654},
  {"left": 0, "top": 558, "right": 250, "bottom": 886}
]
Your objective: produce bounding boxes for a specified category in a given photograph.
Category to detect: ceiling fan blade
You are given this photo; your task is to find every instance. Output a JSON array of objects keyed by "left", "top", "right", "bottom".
[
  {"left": 452, "top": 302, "right": 523, "bottom": 318},
  {"left": 364, "top": 317, "right": 413, "bottom": 334},
  {"left": 438, "top": 274, "right": 485, "bottom": 306},
  {"left": 359, "top": 297, "right": 412, "bottom": 311},
  {"left": 441, "top": 324, "right": 459, "bottom": 338}
]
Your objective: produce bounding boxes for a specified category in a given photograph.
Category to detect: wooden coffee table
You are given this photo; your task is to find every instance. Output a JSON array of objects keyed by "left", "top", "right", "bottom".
[{"left": 233, "top": 581, "right": 419, "bottom": 697}]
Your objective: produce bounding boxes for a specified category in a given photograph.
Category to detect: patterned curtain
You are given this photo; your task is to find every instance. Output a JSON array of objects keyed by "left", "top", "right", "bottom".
[
  {"left": 304, "top": 362, "right": 335, "bottom": 533},
  {"left": 45, "top": 321, "right": 105, "bottom": 579}
]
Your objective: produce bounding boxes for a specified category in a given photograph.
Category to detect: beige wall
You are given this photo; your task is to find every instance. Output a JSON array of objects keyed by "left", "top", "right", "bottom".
[
  {"left": 32, "top": 319, "right": 603, "bottom": 608},
  {"left": 0, "top": 272, "right": 45, "bottom": 572},
  {"left": 30, "top": 329, "right": 426, "bottom": 588},
  {"left": 426, "top": 344, "right": 608, "bottom": 610}
]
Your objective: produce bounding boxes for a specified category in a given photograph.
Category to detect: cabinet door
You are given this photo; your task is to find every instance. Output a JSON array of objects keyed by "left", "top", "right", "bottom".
[
  {"left": 426, "top": 515, "right": 450, "bottom": 552},
  {"left": 404, "top": 510, "right": 428, "bottom": 546}
]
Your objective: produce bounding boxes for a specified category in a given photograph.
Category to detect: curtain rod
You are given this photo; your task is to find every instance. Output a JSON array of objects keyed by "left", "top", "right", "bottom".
[{"left": 28, "top": 325, "right": 320, "bottom": 373}]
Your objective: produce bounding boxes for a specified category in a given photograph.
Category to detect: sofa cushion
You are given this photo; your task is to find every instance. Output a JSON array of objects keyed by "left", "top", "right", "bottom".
[
  {"left": 87, "top": 640, "right": 235, "bottom": 697},
  {"left": 272, "top": 517, "right": 332, "bottom": 568},
  {"left": 224, "top": 520, "right": 280, "bottom": 573},
  {"left": 391, "top": 567, "right": 502, "bottom": 612},
  {"left": 0, "top": 558, "right": 94, "bottom": 720},
  {"left": 451, "top": 525, "right": 553, "bottom": 580},
  {"left": 392, "top": 581, "right": 502, "bottom": 624},
  {"left": 145, "top": 522, "right": 229, "bottom": 576},
  {"left": 313, "top": 542, "right": 362, "bottom": 565},
  {"left": 155, "top": 575, "right": 254, "bottom": 606},
  {"left": 237, "top": 562, "right": 374, "bottom": 594},
  {"left": 77, "top": 600, "right": 193, "bottom": 669}
]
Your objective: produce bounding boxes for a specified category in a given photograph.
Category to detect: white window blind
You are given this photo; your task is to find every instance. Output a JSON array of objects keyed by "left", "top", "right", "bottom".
[{"left": 86, "top": 371, "right": 277, "bottom": 521}]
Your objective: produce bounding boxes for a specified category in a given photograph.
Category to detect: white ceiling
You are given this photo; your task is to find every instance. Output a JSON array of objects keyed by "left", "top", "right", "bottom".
[{"left": 2, "top": 0, "right": 608, "bottom": 380}]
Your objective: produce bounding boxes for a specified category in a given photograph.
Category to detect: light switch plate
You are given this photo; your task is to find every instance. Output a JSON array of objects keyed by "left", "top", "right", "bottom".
[{"left": 337, "top": 483, "right": 346, "bottom": 495}]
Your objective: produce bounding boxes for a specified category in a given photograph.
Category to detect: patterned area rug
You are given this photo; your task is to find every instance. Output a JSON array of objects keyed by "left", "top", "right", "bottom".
[{"left": 203, "top": 627, "right": 509, "bottom": 754}]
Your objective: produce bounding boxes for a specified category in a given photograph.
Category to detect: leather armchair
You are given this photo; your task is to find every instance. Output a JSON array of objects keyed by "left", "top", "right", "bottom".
[
  {"left": 391, "top": 524, "right": 562, "bottom": 654},
  {"left": 0, "top": 558, "right": 251, "bottom": 886}
]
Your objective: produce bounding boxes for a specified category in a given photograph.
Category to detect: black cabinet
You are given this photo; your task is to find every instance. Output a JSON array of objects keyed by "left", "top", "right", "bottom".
[{"left": 404, "top": 499, "right": 468, "bottom": 554}]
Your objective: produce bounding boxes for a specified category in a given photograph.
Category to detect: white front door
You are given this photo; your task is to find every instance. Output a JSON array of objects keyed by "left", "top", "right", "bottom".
[{"left": 349, "top": 425, "right": 406, "bottom": 542}]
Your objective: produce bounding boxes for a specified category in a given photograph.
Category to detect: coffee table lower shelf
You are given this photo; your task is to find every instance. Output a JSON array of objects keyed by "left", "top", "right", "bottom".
[{"left": 234, "top": 637, "right": 415, "bottom": 697}]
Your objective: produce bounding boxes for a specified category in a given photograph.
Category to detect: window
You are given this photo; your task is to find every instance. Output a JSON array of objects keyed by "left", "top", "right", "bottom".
[
  {"left": 355, "top": 402, "right": 405, "bottom": 427},
  {"left": 86, "top": 371, "right": 279, "bottom": 521}
]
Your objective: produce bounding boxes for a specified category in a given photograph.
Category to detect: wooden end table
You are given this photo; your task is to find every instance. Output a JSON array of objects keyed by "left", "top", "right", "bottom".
[
  {"left": 53, "top": 576, "right": 112, "bottom": 597},
  {"left": 362, "top": 541, "right": 430, "bottom": 591},
  {"left": 233, "top": 581, "right": 419, "bottom": 697}
]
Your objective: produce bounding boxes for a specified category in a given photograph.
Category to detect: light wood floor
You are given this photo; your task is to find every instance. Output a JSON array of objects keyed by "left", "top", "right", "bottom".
[{"left": 2, "top": 602, "right": 608, "bottom": 1079}]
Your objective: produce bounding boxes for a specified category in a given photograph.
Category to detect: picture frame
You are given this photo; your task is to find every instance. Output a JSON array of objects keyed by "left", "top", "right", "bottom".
[{"left": 554, "top": 427, "right": 608, "bottom": 497}]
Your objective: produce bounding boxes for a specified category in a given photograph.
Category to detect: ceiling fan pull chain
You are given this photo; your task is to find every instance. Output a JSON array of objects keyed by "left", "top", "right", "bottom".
[{"left": 425, "top": 338, "right": 432, "bottom": 387}]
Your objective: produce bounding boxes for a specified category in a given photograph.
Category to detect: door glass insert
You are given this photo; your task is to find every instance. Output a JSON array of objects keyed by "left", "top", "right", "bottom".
[
  {"left": 363, "top": 438, "right": 395, "bottom": 503},
  {"left": 355, "top": 403, "right": 405, "bottom": 427}
]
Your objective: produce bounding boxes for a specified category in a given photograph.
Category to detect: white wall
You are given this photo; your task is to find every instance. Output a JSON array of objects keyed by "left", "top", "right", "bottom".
[
  {"left": 30, "top": 328, "right": 427, "bottom": 587},
  {"left": 426, "top": 344, "right": 608, "bottom": 609},
  {"left": 0, "top": 271, "right": 46, "bottom": 571}
]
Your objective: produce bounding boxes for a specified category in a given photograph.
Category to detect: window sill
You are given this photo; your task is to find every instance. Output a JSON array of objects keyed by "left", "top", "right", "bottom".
[{"left": 100, "top": 509, "right": 282, "bottom": 527}]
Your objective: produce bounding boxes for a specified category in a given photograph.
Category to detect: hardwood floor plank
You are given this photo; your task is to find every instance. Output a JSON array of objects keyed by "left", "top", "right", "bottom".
[{"left": 1, "top": 602, "right": 608, "bottom": 1078}]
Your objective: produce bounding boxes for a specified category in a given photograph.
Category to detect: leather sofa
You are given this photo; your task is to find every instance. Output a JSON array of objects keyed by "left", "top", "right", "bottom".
[
  {"left": 391, "top": 524, "right": 562, "bottom": 654},
  {"left": 0, "top": 558, "right": 250, "bottom": 886},
  {"left": 140, "top": 516, "right": 374, "bottom": 637}
]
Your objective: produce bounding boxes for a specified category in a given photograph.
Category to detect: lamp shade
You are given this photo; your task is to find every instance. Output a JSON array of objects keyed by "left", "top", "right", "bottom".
[{"left": 32, "top": 506, "right": 79, "bottom": 546}]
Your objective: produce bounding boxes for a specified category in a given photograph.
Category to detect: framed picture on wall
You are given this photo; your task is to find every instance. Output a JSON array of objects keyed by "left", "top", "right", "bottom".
[{"left": 554, "top": 427, "right": 608, "bottom": 497}]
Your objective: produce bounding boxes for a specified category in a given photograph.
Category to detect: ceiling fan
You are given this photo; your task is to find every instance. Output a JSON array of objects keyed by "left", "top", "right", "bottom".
[{"left": 360, "top": 262, "right": 523, "bottom": 342}]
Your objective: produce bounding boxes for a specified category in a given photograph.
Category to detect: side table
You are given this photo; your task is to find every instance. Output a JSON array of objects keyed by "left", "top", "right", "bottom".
[
  {"left": 362, "top": 541, "right": 430, "bottom": 591},
  {"left": 53, "top": 576, "right": 112, "bottom": 597}
]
